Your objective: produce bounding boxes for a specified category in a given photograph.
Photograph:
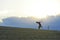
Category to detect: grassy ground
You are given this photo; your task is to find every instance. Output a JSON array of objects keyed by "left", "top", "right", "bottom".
[{"left": 0, "top": 26, "right": 60, "bottom": 40}]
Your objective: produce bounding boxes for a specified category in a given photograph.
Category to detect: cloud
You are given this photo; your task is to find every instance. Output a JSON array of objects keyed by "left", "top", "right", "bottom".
[
  {"left": 42, "top": 15, "right": 60, "bottom": 30},
  {"left": 0, "top": 15, "right": 60, "bottom": 30},
  {"left": 0, "top": 17, "right": 38, "bottom": 29}
]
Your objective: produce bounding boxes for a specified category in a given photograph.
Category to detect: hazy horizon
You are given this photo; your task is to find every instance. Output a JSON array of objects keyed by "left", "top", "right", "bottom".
[{"left": 0, "top": 15, "right": 60, "bottom": 30}]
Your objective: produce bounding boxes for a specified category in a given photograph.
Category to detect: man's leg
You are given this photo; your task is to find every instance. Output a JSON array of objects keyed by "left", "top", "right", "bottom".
[{"left": 38, "top": 26, "right": 40, "bottom": 29}]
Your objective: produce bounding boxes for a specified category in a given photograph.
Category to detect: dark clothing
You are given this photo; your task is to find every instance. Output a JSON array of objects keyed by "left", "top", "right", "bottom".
[{"left": 36, "top": 22, "right": 42, "bottom": 29}]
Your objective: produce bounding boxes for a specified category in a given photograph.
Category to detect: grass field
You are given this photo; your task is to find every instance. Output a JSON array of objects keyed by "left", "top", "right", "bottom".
[{"left": 0, "top": 26, "right": 60, "bottom": 40}]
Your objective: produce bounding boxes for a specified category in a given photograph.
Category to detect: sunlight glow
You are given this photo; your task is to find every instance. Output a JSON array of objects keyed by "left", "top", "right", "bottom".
[
  {"left": 23, "top": 0, "right": 60, "bottom": 19},
  {"left": 0, "top": 0, "right": 60, "bottom": 19}
]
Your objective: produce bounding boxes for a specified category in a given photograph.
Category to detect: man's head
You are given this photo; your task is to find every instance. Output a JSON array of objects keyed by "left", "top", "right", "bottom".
[{"left": 36, "top": 22, "right": 40, "bottom": 24}]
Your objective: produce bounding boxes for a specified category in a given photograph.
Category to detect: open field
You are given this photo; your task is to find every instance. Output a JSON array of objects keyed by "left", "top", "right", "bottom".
[{"left": 0, "top": 26, "right": 60, "bottom": 40}]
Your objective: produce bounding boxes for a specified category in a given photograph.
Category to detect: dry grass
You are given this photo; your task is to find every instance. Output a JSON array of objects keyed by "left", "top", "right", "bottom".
[{"left": 0, "top": 26, "right": 60, "bottom": 40}]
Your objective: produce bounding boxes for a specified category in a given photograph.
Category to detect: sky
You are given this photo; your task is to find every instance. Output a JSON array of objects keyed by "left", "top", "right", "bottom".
[
  {"left": 0, "top": 0, "right": 60, "bottom": 30},
  {"left": 0, "top": 0, "right": 60, "bottom": 19}
]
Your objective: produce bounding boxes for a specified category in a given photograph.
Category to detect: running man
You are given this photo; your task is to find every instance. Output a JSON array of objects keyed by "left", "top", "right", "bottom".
[{"left": 36, "top": 22, "right": 42, "bottom": 29}]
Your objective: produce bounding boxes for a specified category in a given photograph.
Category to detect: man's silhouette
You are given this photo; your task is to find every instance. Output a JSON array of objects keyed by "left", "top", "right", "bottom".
[{"left": 36, "top": 22, "right": 42, "bottom": 29}]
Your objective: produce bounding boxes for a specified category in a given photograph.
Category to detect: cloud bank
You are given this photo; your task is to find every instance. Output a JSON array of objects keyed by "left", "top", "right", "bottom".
[
  {"left": 0, "top": 17, "right": 38, "bottom": 29},
  {"left": 0, "top": 15, "right": 60, "bottom": 30}
]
